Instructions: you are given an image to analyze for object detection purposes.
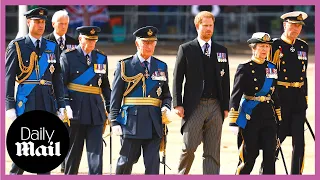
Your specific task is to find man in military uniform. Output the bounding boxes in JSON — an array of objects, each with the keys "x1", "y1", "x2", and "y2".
[
  {"x1": 269, "y1": 11, "x2": 309, "y2": 174},
  {"x1": 60, "y1": 26, "x2": 111, "y2": 175},
  {"x1": 44, "y1": 9, "x2": 78, "y2": 173},
  {"x1": 109, "y1": 26, "x2": 172, "y2": 174},
  {"x1": 5, "y1": 7, "x2": 68, "y2": 175}
]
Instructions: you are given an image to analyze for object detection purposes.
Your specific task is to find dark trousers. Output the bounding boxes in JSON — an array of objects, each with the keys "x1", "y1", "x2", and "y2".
[
  {"x1": 236, "y1": 117, "x2": 277, "y2": 175},
  {"x1": 9, "y1": 163, "x2": 50, "y2": 175},
  {"x1": 64, "y1": 122, "x2": 103, "y2": 175},
  {"x1": 116, "y1": 137, "x2": 161, "y2": 174},
  {"x1": 277, "y1": 110, "x2": 306, "y2": 174}
]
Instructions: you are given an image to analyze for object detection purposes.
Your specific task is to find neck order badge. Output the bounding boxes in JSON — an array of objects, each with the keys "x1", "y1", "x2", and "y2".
[{"x1": 6, "y1": 110, "x2": 70, "y2": 173}]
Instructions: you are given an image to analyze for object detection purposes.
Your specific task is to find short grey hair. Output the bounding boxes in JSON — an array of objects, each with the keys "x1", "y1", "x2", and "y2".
[{"x1": 51, "y1": 10, "x2": 69, "y2": 23}]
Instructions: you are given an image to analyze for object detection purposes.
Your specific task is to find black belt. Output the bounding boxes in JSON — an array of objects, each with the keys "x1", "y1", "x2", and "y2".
[{"x1": 20, "y1": 79, "x2": 52, "y2": 85}]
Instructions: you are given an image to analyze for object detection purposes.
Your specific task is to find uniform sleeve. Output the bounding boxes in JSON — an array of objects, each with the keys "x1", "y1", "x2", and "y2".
[
  {"x1": 5, "y1": 41, "x2": 18, "y2": 110},
  {"x1": 172, "y1": 45, "x2": 186, "y2": 108},
  {"x1": 304, "y1": 45, "x2": 309, "y2": 106},
  {"x1": 272, "y1": 79, "x2": 281, "y2": 121},
  {"x1": 161, "y1": 63, "x2": 172, "y2": 109},
  {"x1": 228, "y1": 64, "x2": 245, "y2": 126},
  {"x1": 109, "y1": 62, "x2": 125, "y2": 126},
  {"x1": 222, "y1": 48, "x2": 231, "y2": 111},
  {"x1": 60, "y1": 52, "x2": 70, "y2": 106},
  {"x1": 102, "y1": 56, "x2": 111, "y2": 113}
]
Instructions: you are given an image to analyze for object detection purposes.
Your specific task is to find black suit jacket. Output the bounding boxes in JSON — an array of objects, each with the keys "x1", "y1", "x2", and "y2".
[
  {"x1": 44, "y1": 32, "x2": 78, "y2": 55},
  {"x1": 173, "y1": 38, "x2": 230, "y2": 133}
]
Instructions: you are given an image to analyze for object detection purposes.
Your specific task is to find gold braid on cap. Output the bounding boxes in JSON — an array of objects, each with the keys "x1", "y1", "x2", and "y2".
[
  {"x1": 14, "y1": 42, "x2": 39, "y2": 84},
  {"x1": 120, "y1": 60, "x2": 146, "y2": 97}
]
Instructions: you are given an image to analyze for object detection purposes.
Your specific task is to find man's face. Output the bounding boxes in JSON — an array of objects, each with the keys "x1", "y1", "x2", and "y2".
[
  {"x1": 283, "y1": 22, "x2": 303, "y2": 40},
  {"x1": 52, "y1": 16, "x2": 69, "y2": 36},
  {"x1": 135, "y1": 39, "x2": 157, "y2": 59},
  {"x1": 28, "y1": 19, "x2": 46, "y2": 37},
  {"x1": 79, "y1": 36, "x2": 97, "y2": 53},
  {"x1": 196, "y1": 17, "x2": 214, "y2": 40}
]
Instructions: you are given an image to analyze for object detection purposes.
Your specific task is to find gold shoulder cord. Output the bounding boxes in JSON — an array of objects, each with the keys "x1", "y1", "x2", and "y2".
[
  {"x1": 272, "y1": 49, "x2": 281, "y2": 70},
  {"x1": 120, "y1": 61, "x2": 146, "y2": 97},
  {"x1": 14, "y1": 42, "x2": 38, "y2": 83}
]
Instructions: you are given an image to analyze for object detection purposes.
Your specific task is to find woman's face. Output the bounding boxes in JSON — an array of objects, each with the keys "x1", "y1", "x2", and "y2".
[{"x1": 253, "y1": 43, "x2": 271, "y2": 59}]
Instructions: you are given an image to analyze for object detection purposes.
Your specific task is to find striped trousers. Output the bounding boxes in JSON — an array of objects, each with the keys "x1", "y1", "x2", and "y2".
[{"x1": 178, "y1": 99, "x2": 223, "y2": 174}]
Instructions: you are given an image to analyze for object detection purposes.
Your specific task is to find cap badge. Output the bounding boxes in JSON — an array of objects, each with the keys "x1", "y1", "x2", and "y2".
[
  {"x1": 147, "y1": 29, "x2": 153, "y2": 36},
  {"x1": 262, "y1": 34, "x2": 270, "y2": 41},
  {"x1": 39, "y1": 10, "x2": 44, "y2": 15},
  {"x1": 297, "y1": 14, "x2": 303, "y2": 21},
  {"x1": 90, "y1": 28, "x2": 95, "y2": 35}
]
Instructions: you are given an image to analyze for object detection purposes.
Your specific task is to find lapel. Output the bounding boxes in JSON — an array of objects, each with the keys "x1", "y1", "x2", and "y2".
[
  {"x1": 76, "y1": 45, "x2": 87, "y2": 66},
  {"x1": 149, "y1": 57, "x2": 158, "y2": 77},
  {"x1": 91, "y1": 50, "x2": 97, "y2": 65},
  {"x1": 39, "y1": 37, "x2": 47, "y2": 55},
  {"x1": 25, "y1": 35, "x2": 36, "y2": 52},
  {"x1": 191, "y1": 38, "x2": 204, "y2": 79},
  {"x1": 132, "y1": 54, "x2": 145, "y2": 74},
  {"x1": 50, "y1": 33, "x2": 58, "y2": 44}
]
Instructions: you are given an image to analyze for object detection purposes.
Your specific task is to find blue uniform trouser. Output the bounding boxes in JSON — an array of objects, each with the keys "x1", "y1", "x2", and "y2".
[
  {"x1": 115, "y1": 137, "x2": 161, "y2": 174},
  {"x1": 64, "y1": 122, "x2": 103, "y2": 175}
]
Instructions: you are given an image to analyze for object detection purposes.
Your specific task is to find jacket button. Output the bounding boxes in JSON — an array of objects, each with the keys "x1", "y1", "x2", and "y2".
[
  {"x1": 254, "y1": 78, "x2": 257, "y2": 81},
  {"x1": 282, "y1": 61, "x2": 285, "y2": 64},
  {"x1": 285, "y1": 77, "x2": 288, "y2": 80},
  {"x1": 252, "y1": 70, "x2": 255, "y2": 73},
  {"x1": 300, "y1": 77, "x2": 303, "y2": 80},
  {"x1": 90, "y1": 84, "x2": 92, "y2": 86},
  {"x1": 302, "y1": 61, "x2": 305, "y2": 64},
  {"x1": 283, "y1": 69, "x2": 286, "y2": 72},
  {"x1": 255, "y1": 87, "x2": 258, "y2": 90}
]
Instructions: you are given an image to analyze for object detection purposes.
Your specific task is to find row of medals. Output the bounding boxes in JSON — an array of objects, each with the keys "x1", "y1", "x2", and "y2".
[{"x1": 144, "y1": 68, "x2": 162, "y2": 97}]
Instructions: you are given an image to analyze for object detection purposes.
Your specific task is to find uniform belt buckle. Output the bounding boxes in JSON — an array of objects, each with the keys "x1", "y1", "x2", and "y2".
[
  {"x1": 292, "y1": 82, "x2": 300, "y2": 87},
  {"x1": 259, "y1": 96, "x2": 266, "y2": 102},
  {"x1": 39, "y1": 79, "x2": 46, "y2": 85}
]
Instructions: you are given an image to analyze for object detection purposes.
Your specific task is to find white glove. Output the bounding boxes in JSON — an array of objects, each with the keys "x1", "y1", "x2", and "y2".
[
  {"x1": 112, "y1": 125, "x2": 123, "y2": 136},
  {"x1": 57, "y1": 108, "x2": 65, "y2": 120},
  {"x1": 161, "y1": 106, "x2": 170, "y2": 114},
  {"x1": 6, "y1": 108, "x2": 17, "y2": 121},
  {"x1": 66, "y1": 105, "x2": 73, "y2": 119},
  {"x1": 229, "y1": 126, "x2": 239, "y2": 135}
]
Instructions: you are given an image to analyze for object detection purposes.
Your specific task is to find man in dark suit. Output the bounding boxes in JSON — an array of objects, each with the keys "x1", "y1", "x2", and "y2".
[
  {"x1": 173, "y1": 11, "x2": 230, "y2": 174},
  {"x1": 60, "y1": 26, "x2": 111, "y2": 175},
  {"x1": 109, "y1": 26, "x2": 172, "y2": 174},
  {"x1": 44, "y1": 9, "x2": 78, "y2": 173},
  {"x1": 5, "y1": 7, "x2": 68, "y2": 175},
  {"x1": 44, "y1": 9, "x2": 78, "y2": 54}
]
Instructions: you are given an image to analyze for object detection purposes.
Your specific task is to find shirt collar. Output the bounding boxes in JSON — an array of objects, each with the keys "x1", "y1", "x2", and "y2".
[
  {"x1": 197, "y1": 37, "x2": 212, "y2": 48},
  {"x1": 28, "y1": 34, "x2": 42, "y2": 46},
  {"x1": 137, "y1": 53, "x2": 151, "y2": 64},
  {"x1": 53, "y1": 30, "x2": 66, "y2": 43},
  {"x1": 81, "y1": 49, "x2": 92, "y2": 57},
  {"x1": 281, "y1": 34, "x2": 296, "y2": 45}
]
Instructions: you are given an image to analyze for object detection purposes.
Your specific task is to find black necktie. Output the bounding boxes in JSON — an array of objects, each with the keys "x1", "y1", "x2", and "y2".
[
  {"x1": 36, "y1": 39, "x2": 40, "y2": 55},
  {"x1": 59, "y1": 37, "x2": 64, "y2": 50},
  {"x1": 143, "y1": 61, "x2": 149, "y2": 72},
  {"x1": 86, "y1": 54, "x2": 91, "y2": 66},
  {"x1": 204, "y1": 42, "x2": 210, "y2": 57}
]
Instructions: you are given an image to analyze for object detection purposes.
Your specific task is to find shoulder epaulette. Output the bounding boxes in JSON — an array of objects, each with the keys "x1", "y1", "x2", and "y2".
[
  {"x1": 242, "y1": 59, "x2": 252, "y2": 65},
  {"x1": 96, "y1": 49, "x2": 106, "y2": 55},
  {"x1": 118, "y1": 56, "x2": 133, "y2": 62},
  {"x1": 297, "y1": 38, "x2": 308, "y2": 45},
  {"x1": 65, "y1": 48, "x2": 76, "y2": 53},
  {"x1": 12, "y1": 36, "x2": 25, "y2": 43}
]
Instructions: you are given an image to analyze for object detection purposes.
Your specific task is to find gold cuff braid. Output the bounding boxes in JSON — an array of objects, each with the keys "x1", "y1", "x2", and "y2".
[
  {"x1": 275, "y1": 108, "x2": 282, "y2": 121},
  {"x1": 228, "y1": 107, "x2": 239, "y2": 123}
]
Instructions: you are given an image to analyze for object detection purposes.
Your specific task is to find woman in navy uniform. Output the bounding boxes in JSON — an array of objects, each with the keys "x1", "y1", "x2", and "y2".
[
  {"x1": 109, "y1": 26, "x2": 172, "y2": 174},
  {"x1": 227, "y1": 32, "x2": 282, "y2": 174},
  {"x1": 60, "y1": 26, "x2": 111, "y2": 175},
  {"x1": 5, "y1": 7, "x2": 68, "y2": 175}
]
